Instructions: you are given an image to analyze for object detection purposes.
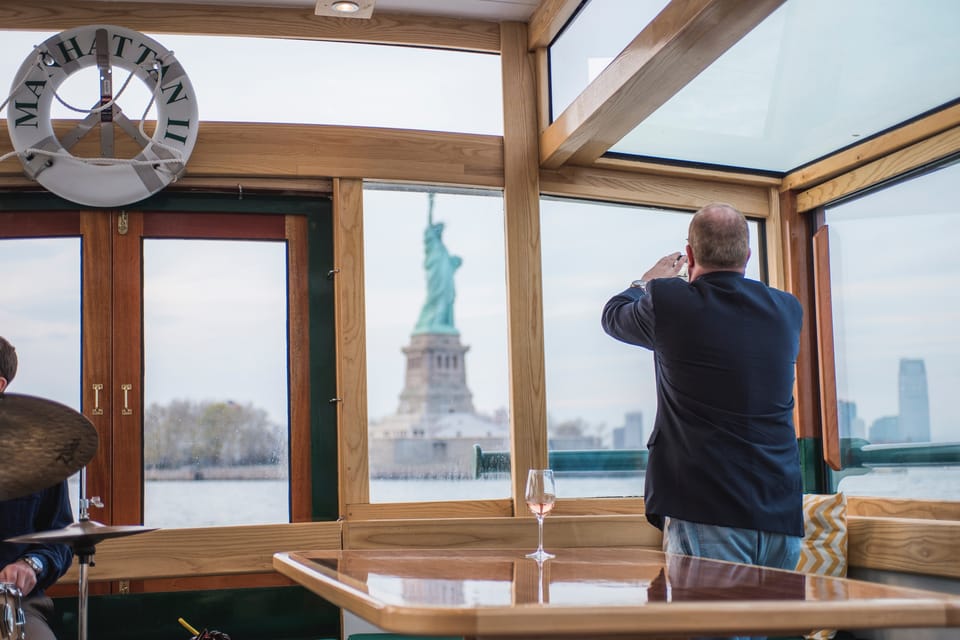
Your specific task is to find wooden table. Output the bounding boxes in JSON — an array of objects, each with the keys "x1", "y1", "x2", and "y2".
[{"x1": 274, "y1": 547, "x2": 960, "y2": 639}]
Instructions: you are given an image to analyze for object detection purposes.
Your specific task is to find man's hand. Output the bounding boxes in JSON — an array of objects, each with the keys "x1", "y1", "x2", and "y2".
[
  {"x1": 0, "y1": 560, "x2": 38, "y2": 595},
  {"x1": 642, "y1": 252, "x2": 687, "y2": 281}
]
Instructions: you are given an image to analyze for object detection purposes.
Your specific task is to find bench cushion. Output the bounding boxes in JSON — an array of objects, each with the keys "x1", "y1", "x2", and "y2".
[{"x1": 796, "y1": 492, "x2": 848, "y2": 640}]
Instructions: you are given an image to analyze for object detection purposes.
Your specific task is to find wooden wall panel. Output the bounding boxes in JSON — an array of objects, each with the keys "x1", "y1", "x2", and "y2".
[
  {"x1": 58, "y1": 522, "x2": 342, "y2": 583},
  {"x1": 848, "y1": 497, "x2": 960, "y2": 521},
  {"x1": 848, "y1": 516, "x2": 960, "y2": 579},
  {"x1": 287, "y1": 215, "x2": 313, "y2": 522},
  {"x1": 344, "y1": 515, "x2": 662, "y2": 550}
]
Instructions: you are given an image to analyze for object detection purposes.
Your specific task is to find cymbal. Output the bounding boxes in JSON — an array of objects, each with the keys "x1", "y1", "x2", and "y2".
[
  {"x1": 0, "y1": 393, "x2": 99, "y2": 500},
  {"x1": 5, "y1": 520, "x2": 156, "y2": 546}
]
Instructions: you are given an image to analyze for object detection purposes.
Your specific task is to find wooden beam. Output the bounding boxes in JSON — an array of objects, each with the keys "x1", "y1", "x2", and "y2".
[
  {"x1": 0, "y1": 1, "x2": 500, "y2": 52},
  {"x1": 59, "y1": 522, "x2": 341, "y2": 583},
  {"x1": 500, "y1": 22, "x2": 548, "y2": 507},
  {"x1": 527, "y1": 0, "x2": 582, "y2": 49},
  {"x1": 796, "y1": 125, "x2": 960, "y2": 212},
  {"x1": 0, "y1": 122, "x2": 505, "y2": 188},
  {"x1": 539, "y1": 164, "x2": 770, "y2": 216},
  {"x1": 782, "y1": 102, "x2": 960, "y2": 193},
  {"x1": 540, "y1": 0, "x2": 785, "y2": 169},
  {"x1": 812, "y1": 226, "x2": 841, "y2": 471},
  {"x1": 333, "y1": 178, "x2": 370, "y2": 512}
]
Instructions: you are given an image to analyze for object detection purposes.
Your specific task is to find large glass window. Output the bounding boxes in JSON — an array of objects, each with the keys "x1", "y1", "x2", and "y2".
[
  {"x1": 549, "y1": 0, "x2": 670, "y2": 119},
  {"x1": 0, "y1": 31, "x2": 503, "y2": 135},
  {"x1": 0, "y1": 236, "x2": 82, "y2": 506},
  {"x1": 143, "y1": 239, "x2": 290, "y2": 527},
  {"x1": 540, "y1": 198, "x2": 762, "y2": 498},
  {"x1": 825, "y1": 160, "x2": 960, "y2": 500},
  {"x1": 608, "y1": 0, "x2": 960, "y2": 172},
  {"x1": 363, "y1": 187, "x2": 510, "y2": 502}
]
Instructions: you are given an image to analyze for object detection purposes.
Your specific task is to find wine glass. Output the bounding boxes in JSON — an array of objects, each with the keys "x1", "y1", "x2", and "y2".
[{"x1": 524, "y1": 468, "x2": 556, "y2": 561}]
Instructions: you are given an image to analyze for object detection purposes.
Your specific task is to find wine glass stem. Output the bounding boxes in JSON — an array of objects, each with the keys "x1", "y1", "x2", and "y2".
[{"x1": 536, "y1": 514, "x2": 544, "y2": 553}]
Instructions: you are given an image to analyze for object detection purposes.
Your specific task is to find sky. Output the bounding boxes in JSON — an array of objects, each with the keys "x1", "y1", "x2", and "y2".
[{"x1": 1, "y1": 26, "x2": 958, "y2": 447}]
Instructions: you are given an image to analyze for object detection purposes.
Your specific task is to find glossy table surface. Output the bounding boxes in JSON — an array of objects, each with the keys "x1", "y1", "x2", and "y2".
[{"x1": 274, "y1": 547, "x2": 960, "y2": 639}]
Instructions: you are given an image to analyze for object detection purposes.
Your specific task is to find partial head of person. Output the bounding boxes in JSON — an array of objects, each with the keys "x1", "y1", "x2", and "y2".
[
  {"x1": 0, "y1": 336, "x2": 17, "y2": 393},
  {"x1": 685, "y1": 202, "x2": 751, "y2": 281}
]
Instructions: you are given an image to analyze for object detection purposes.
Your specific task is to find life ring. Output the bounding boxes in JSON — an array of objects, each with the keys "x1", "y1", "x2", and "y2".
[{"x1": 6, "y1": 25, "x2": 198, "y2": 207}]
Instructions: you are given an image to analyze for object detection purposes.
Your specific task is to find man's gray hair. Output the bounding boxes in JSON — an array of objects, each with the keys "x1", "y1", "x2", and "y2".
[{"x1": 688, "y1": 203, "x2": 749, "y2": 269}]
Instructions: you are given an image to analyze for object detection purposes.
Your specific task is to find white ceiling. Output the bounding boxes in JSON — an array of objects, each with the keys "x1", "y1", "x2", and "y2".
[{"x1": 86, "y1": 0, "x2": 542, "y2": 21}]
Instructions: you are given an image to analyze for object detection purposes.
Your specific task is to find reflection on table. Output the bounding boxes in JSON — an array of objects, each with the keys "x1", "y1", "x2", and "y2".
[{"x1": 274, "y1": 547, "x2": 959, "y2": 639}]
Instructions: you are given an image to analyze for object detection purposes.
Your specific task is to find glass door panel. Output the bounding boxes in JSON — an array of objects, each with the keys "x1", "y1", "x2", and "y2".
[{"x1": 142, "y1": 238, "x2": 290, "y2": 527}]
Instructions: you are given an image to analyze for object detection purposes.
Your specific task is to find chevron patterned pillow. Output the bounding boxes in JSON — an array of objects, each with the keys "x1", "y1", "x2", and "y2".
[{"x1": 796, "y1": 492, "x2": 848, "y2": 640}]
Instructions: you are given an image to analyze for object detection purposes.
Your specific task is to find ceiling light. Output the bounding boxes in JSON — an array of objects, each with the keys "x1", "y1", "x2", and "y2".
[{"x1": 315, "y1": 0, "x2": 375, "y2": 18}]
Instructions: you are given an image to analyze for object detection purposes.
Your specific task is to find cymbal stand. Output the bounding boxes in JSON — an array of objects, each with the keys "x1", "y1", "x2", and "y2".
[{"x1": 75, "y1": 467, "x2": 102, "y2": 640}]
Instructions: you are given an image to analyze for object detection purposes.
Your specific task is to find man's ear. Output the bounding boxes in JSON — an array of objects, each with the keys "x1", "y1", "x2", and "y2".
[
  {"x1": 685, "y1": 245, "x2": 695, "y2": 268},
  {"x1": 0, "y1": 377, "x2": 7, "y2": 393}
]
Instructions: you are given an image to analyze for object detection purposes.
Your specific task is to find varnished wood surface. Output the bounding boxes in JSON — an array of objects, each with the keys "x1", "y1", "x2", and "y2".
[
  {"x1": 343, "y1": 515, "x2": 662, "y2": 550},
  {"x1": 848, "y1": 497, "x2": 960, "y2": 521},
  {"x1": 812, "y1": 226, "x2": 841, "y2": 470},
  {"x1": 0, "y1": 1, "x2": 501, "y2": 52},
  {"x1": 58, "y1": 521, "x2": 341, "y2": 583},
  {"x1": 275, "y1": 547, "x2": 959, "y2": 638},
  {"x1": 848, "y1": 516, "x2": 960, "y2": 579}
]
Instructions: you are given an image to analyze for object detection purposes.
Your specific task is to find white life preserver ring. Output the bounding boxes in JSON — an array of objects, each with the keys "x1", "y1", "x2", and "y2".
[{"x1": 6, "y1": 25, "x2": 198, "y2": 207}]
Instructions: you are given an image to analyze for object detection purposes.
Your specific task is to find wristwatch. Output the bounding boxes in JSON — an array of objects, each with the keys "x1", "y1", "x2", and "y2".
[
  {"x1": 20, "y1": 554, "x2": 44, "y2": 577},
  {"x1": 630, "y1": 279, "x2": 648, "y2": 292}
]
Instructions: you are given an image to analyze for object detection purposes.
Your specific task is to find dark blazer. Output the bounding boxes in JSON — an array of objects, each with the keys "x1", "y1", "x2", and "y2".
[{"x1": 602, "y1": 271, "x2": 803, "y2": 537}]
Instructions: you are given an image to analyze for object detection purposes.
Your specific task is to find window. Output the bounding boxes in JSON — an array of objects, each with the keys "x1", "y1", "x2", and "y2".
[
  {"x1": 824, "y1": 160, "x2": 960, "y2": 499},
  {"x1": 363, "y1": 187, "x2": 510, "y2": 502},
  {"x1": 0, "y1": 31, "x2": 503, "y2": 135},
  {"x1": 540, "y1": 197, "x2": 762, "y2": 498}
]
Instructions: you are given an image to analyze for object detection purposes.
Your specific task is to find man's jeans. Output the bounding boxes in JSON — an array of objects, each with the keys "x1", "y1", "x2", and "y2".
[
  {"x1": 663, "y1": 516, "x2": 801, "y2": 569},
  {"x1": 662, "y1": 517, "x2": 802, "y2": 640}
]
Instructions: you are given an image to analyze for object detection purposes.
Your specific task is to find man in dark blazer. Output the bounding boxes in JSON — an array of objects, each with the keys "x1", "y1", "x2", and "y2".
[{"x1": 601, "y1": 203, "x2": 803, "y2": 569}]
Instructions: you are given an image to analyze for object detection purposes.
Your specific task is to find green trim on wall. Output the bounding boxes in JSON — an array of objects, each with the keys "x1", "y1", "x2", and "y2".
[
  {"x1": 797, "y1": 436, "x2": 827, "y2": 494},
  {"x1": 54, "y1": 586, "x2": 338, "y2": 640},
  {"x1": 307, "y1": 205, "x2": 339, "y2": 521}
]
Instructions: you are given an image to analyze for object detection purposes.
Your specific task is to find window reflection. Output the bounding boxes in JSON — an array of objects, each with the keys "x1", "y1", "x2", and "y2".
[
  {"x1": 540, "y1": 198, "x2": 762, "y2": 498},
  {"x1": 363, "y1": 187, "x2": 509, "y2": 502},
  {"x1": 826, "y1": 160, "x2": 960, "y2": 499},
  {"x1": 142, "y1": 239, "x2": 289, "y2": 526}
]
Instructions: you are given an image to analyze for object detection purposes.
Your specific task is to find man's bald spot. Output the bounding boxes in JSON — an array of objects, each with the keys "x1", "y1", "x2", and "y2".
[{"x1": 689, "y1": 203, "x2": 749, "y2": 270}]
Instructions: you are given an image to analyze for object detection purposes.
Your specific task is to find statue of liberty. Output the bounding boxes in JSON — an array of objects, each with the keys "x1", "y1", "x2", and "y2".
[{"x1": 413, "y1": 193, "x2": 462, "y2": 335}]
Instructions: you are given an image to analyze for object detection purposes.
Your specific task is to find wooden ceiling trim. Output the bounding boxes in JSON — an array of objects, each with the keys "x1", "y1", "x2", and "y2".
[
  {"x1": 527, "y1": 0, "x2": 582, "y2": 50},
  {"x1": 782, "y1": 102, "x2": 960, "y2": 193},
  {"x1": 539, "y1": 165, "x2": 770, "y2": 218},
  {"x1": 796, "y1": 125, "x2": 960, "y2": 212},
  {"x1": 593, "y1": 157, "x2": 782, "y2": 188},
  {"x1": 539, "y1": 0, "x2": 785, "y2": 170},
  {"x1": 0, "y1": 1, "x2": 501, "y2": 53}
]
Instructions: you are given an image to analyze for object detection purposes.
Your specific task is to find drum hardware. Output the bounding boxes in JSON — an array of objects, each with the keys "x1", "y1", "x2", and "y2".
[
  {"x1": 0, "y1": 393, "x2": 98, "y2": 501},
  {"x1": 5, "y1": 466, "x2": 156, "y2": 640},
  {"x1": 0, "y1": 392, "x2": 155, "y2": 640},
  {"x1": 0, "y1": 583, "x2": 24, "y2": 640}
]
